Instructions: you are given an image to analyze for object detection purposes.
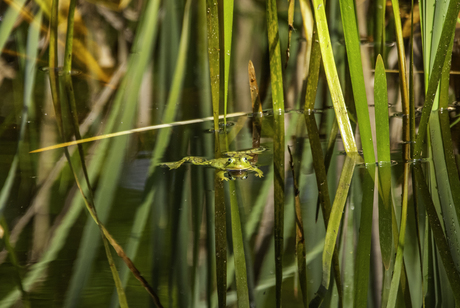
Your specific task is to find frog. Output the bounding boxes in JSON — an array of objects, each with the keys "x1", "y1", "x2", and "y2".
[{"x1": 162, "y1": 147, "x2": 267, "y2": 181}]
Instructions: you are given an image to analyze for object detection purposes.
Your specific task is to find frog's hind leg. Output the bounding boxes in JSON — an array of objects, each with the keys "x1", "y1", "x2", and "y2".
[{"x1": 163, "y1": 157, "x2": 210, "y2": 169}]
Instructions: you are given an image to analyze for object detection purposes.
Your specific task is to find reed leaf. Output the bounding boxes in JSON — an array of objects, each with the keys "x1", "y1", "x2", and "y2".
[
  {"x1": 413, "y1": 163, "x2": 460, "y2": 303},
  {"x1": 414, "y1": 0, "x2": 460, "y2": 159},
  {"x1": 310, "y1": 0, "x2": 357, "y2": 154},
  {"x1": 389, "y1": 0, "x2": 410, "y2": 160},
  {"x1": 386, "y1": 163, "x2": 410, "y2": 308},
  {"x1": 374, "y1": 55, "x2": 393, "y2": 270},
  {"x1": 265, "y1": 1, "x2": 286, "y2": 306},
  {"x1": 322, "y1": 152, "x2": 359, "y2": 288},
  {"x1": 338, "y1": 0, "x2": 375, "y2": 164},
  {"x1": 353, "y1": 165, "x2": 375, "y2": 308}
]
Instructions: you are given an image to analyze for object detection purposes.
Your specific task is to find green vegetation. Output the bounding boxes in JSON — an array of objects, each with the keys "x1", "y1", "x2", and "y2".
[{"x1": 1, "y1": 0, "x2": 460, "y2": 307}]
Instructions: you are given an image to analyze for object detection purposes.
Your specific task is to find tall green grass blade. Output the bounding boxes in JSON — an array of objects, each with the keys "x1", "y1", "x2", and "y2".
[
  {"x1": 223, "y1": 0, "x2": 234, "y2": 122},
  {"x1": 0, "y1": 0, "x2": 27, "y2": 53},
  {"x1": 374, "y1": 55, "x2": 391, "y2": 164},
  {"x1": 207, "y1": 0, "x2": 221, "y2": 133},
  {"x1": 64, "y1": 0, "x2": 162, "y2": 305},
  {"x1": 413, "y1": 163, "x2": 460, "y2": 303},
  {"x1": 206, "y1": 1, "x2": 227, "y2": 307},
  {"x1": 353, "y1": 165, "x2": 375, "y2": 308},
  {"x1": 414, "y1": 0, "x2": 460, "y2": 159},
  {"x1": 310, "y1": 0, "x2": 357, "y2": 154},
  {"x1": 322, "y1": 153, "x2": 359, "y2": 288},
  {"x1": 0, "y1": 9, "x2": 41, "y2": 215},
  {"x1": 300, "y1": 0, "x2": 321, "y2": 111},
  {"x1": 304, "y1": 112, "x2": 343, "y2": 304},
  {"x1": 229, "y1": 183, "x2": 250, "y2": 308},
  {"x1": 374, "y1": 0, "x2": 385, "y2": 61},
  {"x1": 338, "y1": 0, "x2": 375, "y2": 164},
  {"x1": 386, "y1": 164, "x2": 410, "y2": 308},
  {"x1": 109, "y1": 1, "x2": 191, "y2": 306},
  {"x1": 374, "y1": 55, "x2": 392, "y2": 269},
  {"x1": 266, "y1": 1, "x2": 286, "y2": 306},
  {"x1": 390, "y1": 0, "x2": 410, "y2": 160}
]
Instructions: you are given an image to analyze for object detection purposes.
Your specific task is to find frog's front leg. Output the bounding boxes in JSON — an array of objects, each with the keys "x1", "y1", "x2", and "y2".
[
  {"x1": 216, "y1": 170, "x2": 230, "y2": 181},
  {"x1": 163, "y1": 156, "x2": 210, "y2": 170},
  {"x1": 248, "y1": 166, "x2": 264, "y2": 178}
]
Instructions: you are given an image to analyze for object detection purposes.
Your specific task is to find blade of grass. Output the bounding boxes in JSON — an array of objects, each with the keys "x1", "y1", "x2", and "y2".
[
  {"x1": 223, "y1": 0, "x2": 234, "y2": 123},
  {"x1": 0, "y1": 0, "x2": 27, "y2": 53},
  {"x1": 338, "y1": 0, "x2": 375, "y2": 164},
  {"x1": 109, "y1": 1, "x2": 192, "y2": 306},
  {"x1": 63, "y1": 0, "x2": 162, "y2": 305},
  {"x1": 413, "y1": 0, "x2": 460, "y2": 159},
  {"x1": 413, "y1": 163, "x2": 460, "y2": 303},
  {"x1": 304, "y1": 112, "x2": 343, "y2": 305},
  {"x1": 374, "y1": 55, "x2": 393, "y2": 270},
  {"x1": 310, "y1": 0, "x2": 357, "y2": 154},
  {"x1": 322, "y1": 152, "x2": 359, "y2": 288},
  {"x1": 389, "y1": 0, "x2": 410, "y2": 160},
  {"x1": 206, "y1": 1, "x2": 227, "y2": 306},
  {"x1": 353, "y1": 165, "x2": 375, "y2": 308},
  {"x1": 386, "y1": 163, "x2": 410, "y2": 308},
  {"x1": 266, "y1": 1, "x2": 286, "y2": 306}
]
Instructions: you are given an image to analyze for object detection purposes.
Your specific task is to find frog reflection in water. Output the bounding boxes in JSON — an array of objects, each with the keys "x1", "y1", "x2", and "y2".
[{"x1": 163, "y1": 147, "x2": 266, "y2": 181}]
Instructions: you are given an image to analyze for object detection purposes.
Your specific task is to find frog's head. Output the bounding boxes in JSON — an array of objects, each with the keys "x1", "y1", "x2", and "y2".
[
  {"x1": 227, "y1": 170, "x2": 249, "y2": 180},
  {"x1": 224, "y1": 155, "x2": 253, "y2": 171}
]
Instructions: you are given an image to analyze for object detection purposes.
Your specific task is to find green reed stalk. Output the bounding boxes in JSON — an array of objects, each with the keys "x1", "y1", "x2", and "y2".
[
  {"x1": 414, "y1": 0, "x2": 460, "y2": 159},
  {"x1": 353, "y1": 165, "x2": 375, "y2": 308},
  {"x1": 206, "y1": 1, "x2": 227, "y2": 307},
  {"x1": 310, "y1": 0, "x2": 357, "y2": 155},
  {"x1": 266, "y1": 1, "x2": 286, "y2": 306},
  {"x1": 374, "y1": 55, "x2": 393, "y2": 270},
  {"x1": 390, "y1": 0, "x2": 410, "y2": 160},
  {"x1": 338, "y1": 0, "x2": 375, "y2": 164},
  {"x1": 322, "y1": 153, "x2": 359, "y2": 289},
  {"x1": 413, "y1": 163, "x2": 460, "y2": 303}
]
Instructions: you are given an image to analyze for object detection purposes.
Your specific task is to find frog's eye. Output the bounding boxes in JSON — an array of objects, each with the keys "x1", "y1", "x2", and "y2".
[
  {"x1": 242, "y1": 157, "x2": 248, "y2": 162},
  {"x1": 227, "y1": 158, "x2": 234, "y2": 163}
]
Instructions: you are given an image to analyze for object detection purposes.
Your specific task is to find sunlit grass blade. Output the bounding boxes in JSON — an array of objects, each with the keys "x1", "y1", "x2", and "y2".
[
  {"x1": 223, "y1": 0, "x2": 234, "y2": 122},
  {"x1": 374, "y1": 0, "x2": 385, "y2": 60},
  {"x1": 374, "y1": 55, "x2": 392, "y2": 269},
  {"x1": 414, "y1": 0, "x2": 460, "y2": 159},
  {"x1": 266, "y1": 1, "x2": 286, "y2": 306},
  {"x1": 413, "y1": 163, "x2": 460, "y2": 303},
  {"x1": 353, "y1": 165, "x2": 375, "y2": 308},
  {"x1": 338, "y1": 0, "x2": 375, "y2": 164},
  {"x1": 29, "y1": 112, "x2": 249, "y2": 153},
  {"x1": 0, "y1": 0, "x2": 27, "y2": 53},
  {"x1": 322, "y1": 152, "x2": 359, "y2": 288},
  {"x1": 310, "y1": 0, "x2": 357, "y2": 154}
]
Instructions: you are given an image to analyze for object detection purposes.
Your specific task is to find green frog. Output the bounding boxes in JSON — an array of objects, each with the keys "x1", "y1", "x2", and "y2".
[{"x1": 162, "y1": 147, "x2": 266, "y2": 181}]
